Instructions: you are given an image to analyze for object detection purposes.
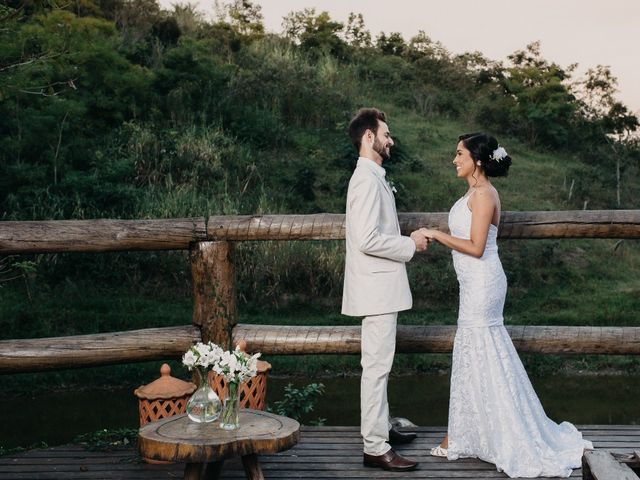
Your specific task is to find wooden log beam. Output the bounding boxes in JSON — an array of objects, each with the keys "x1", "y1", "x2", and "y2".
[
  {"x1": 0, "y1": 326, "x2": 201, "y2": 374},
  {"x1": 497, "y1": 210, "x2": 640, "y2": 239},
  {"x1": 0, "y1": 218, "x2": 207, "y2": 254},
  {"x1": 1, "y1": 324, "x2": 640, "y2": 374},
  {"x1": 234, "y1": 324, "x2": 640, "y2": 355},
  {"x1": 1, "y1": 210, "x2": 638, "y2": 253},
  {"x1": 206, "y1": 213, "x2": 347, "y2": 241},
  {"x1": 583, "y1": 450, "x2": 640, "y2": 480},
  {"x1": 190, "y1": 241, "x2": 237, "y2": 350},
  {"x1": 207, "y1": 210, "x2": 640, "y2": 240}
]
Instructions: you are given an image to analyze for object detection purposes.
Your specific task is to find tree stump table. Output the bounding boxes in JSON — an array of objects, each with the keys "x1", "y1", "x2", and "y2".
[{"x1": 138, "y1": 410, "x2": 300, "y2": 480}]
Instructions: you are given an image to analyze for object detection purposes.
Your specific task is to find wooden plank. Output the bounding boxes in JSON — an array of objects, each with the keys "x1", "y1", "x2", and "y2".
[
  {"x1": 592, "y1": 442, "x2": 640, "y2": 449},
  {"x1": 4, "y1": 424, "x2": 640, "y2": 480},
  {"x1": 0, "y1": 473, "x2": 184, "y2": 480},
  {"x1": 220, "y1": 471, "x2": 558, "y2": 478},
  {"x1": 255, "y1": 460, "x2": 497, "y2": 470},
  {"x1": 583, "y1": 436, "x2": 640, "y2": 442},
  {"x1": 578, "y1": 426, "x2": 640, "y2": 430},
  {"x1": 0, "y1": 464, "x2": 182, "y2": 472},
  {"x1": 288, "y1": 437, "x2": 582, "y2": 447},
  {"x1": 0, "y1": 449, "x2": 135, "y2": 459},
  {"x1": 0, "y1": 456, "x2": 139, "y2": 465},
  {"x1": 301, "y1": 426, "x2": 445, "y2": 432},
  {"x1": 235, "y1": 324, "x2": 640, "y2": 355},
  {"x1": 0, "y1": 326, "x2": 200, "y2": 373},
  {"x1": 581, "y1": 430, "x2": 640, "y2": 436},
  {"x1": 583, "y1": 450, "x2": 640, "y2": 480}
]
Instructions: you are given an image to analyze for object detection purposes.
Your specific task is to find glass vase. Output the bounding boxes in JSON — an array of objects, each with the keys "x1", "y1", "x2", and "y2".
[
  {"x1": 219, "y1": 381, "x2": 241, "y2": 430},
  {"x1": 186, "y1": 367, "x2": 221, "y2": 423}
]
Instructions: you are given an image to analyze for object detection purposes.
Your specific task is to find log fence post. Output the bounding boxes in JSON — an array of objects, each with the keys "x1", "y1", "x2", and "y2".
[{"x1": 190, "y1": 241, "x2": 237, "y2": 349}]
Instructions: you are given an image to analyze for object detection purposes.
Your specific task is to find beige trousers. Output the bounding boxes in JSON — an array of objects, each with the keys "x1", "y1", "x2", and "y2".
[{"x1": 360, "y1": 312, "x2": 397, "y2": 455}]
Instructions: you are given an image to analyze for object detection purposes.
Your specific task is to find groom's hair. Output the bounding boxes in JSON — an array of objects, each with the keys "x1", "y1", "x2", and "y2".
[{"x1": 349, "y1": 108, "x2": 387, "y2": 151}]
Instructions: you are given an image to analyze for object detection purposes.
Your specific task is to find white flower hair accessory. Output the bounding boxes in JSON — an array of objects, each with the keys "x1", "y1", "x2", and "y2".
[{"x1": 490, "y1": 146, "x2": 508, "y2": 163}]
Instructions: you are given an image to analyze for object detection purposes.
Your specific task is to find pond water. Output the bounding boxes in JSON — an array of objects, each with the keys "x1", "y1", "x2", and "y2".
[{"x1": 1, "y1": 374, "x2": 638, "y2": 449}]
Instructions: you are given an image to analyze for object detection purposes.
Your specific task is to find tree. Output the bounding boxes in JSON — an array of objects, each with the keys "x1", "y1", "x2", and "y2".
[
  {"x1": 282, "y1": 8, "x2": 346, "y2": 59},
  {"x1": 376, "y1": 32, "x2": 406, "y2": 57},
  {"x1": 407, "y1": 30, "x2": 448, "y2": 61},
  {"x1": 0, "y1": 8, "x2": 152, "y2": 219},
  {"x1": 343, "y1": 12, "x2": 371, "y2": 48},
  {"x1": 575, "y1": 65, "x2": 639, "y2": 205},
  {"x1": 152, "y1": 16, "x2": 180, "y2": 46},
  {"x1": 153, "y1": 40, "x2": 231, "y2": 125},
  {"x1": 502, "y1": 41, "x2": 577, "y2": 147},
  {"x1": 114, "y1": 0, "x2": 160, "y2": 46},
  {"x1": 226, "y1": 0, "x2": 263, "y2": 37},
  {"x1": 169, "y1": 3, "x2": 203, "y2": 39}
]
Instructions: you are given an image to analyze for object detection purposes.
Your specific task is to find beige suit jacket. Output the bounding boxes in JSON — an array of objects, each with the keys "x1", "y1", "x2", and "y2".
[{"x1": 341, "y1": 157, "x2": 416, "y2": 317}]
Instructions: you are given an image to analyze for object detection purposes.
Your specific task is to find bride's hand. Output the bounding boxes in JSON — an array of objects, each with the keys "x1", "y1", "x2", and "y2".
[{"x1": 420, "y1": 228, "x2": 439, "y2": 242}]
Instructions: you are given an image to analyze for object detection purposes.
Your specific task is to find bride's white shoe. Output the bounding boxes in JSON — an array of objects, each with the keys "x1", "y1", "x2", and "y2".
[{"x1": 430, "y1": 446, "x2": 448, "y2": 457}]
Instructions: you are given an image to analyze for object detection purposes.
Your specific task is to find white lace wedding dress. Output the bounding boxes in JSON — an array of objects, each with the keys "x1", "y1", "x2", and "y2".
[{"x1": 446, "y1": 192, "x2": 592, "y2": 478}]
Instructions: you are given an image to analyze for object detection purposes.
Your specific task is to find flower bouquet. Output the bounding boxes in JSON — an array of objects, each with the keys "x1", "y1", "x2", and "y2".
[
  {"x1": 182, "y1": 341, "x2": 261, "y2": 428},
  {"x1": 214, "y1": 345, "x2": 261, "y2": 430},
  {"x1": 182, "y1": 341, "x2": 224, "y2": 423}
]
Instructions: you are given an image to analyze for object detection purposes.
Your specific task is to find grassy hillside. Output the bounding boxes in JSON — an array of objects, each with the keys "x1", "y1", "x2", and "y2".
[{"x1": 2, "y1": 108, "x2": 638, "y2": 389}]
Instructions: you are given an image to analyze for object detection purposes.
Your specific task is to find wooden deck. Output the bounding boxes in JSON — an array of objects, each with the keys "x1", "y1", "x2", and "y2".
[{"x1": 1, "y1": 425, "x2": 639, "y2": 479}]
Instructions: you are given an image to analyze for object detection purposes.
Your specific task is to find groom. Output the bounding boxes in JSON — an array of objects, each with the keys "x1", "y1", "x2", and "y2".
[{"x1": 342, "y1": 108, "x2": 428, "y2": 472}]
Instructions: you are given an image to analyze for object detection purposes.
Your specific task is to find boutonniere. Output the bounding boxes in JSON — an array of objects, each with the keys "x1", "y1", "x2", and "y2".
[{"x1": 387, "y1": 179, "x2": 398, "y2": 193}]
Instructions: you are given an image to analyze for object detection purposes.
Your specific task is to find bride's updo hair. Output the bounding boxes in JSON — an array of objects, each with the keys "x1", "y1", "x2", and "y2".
[{"x1": 459, "y1": 133, "x2": 512, "y2": 177}]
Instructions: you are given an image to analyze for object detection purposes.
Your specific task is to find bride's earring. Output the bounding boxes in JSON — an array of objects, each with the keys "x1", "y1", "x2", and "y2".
[{"x1": 477, "y1": 161, "x2": 482, "y2": 166}]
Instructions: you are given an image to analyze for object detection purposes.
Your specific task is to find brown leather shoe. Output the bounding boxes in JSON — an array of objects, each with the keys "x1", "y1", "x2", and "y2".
[
  {"x1": 363, "y1": 448, "x2": 418, "y2": 471},
  {"x1": 389, "y1": 427, "x2": 417, "y2": 445}
]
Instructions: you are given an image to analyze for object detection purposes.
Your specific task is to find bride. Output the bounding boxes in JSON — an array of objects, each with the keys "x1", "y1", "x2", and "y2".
[{"x1": 421, "y1": 133, "x2": 592, "y2": 478}]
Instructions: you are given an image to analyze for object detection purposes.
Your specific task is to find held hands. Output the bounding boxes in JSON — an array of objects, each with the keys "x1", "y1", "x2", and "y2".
[
  {"x1": 410, "y1": 229, "x2": 430, "y2": 252},
  {"x1": 419, "y1": 228, "x2": 439, "y2": 242},
  {"x1": 411, "y1": 228, "x2": 441, "y2": 253}
]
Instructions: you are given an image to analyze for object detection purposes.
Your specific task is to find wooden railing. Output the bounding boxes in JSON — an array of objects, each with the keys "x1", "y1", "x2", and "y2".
[
  {"x1": 2, "y1": 210, "x2": 639, "y2": 254},
  {"x1": 1, "y1": 210, "x2": 639, "y2": 374}
]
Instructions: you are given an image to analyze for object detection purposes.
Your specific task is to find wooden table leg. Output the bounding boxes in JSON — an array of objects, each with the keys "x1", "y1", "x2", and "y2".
[
  {"x1": 184, "y1": 463, "x2": 203, "y2": 480},
  {"x1": 241, "y1": 453, "x2": 264, "y2": 480},
  {"x1": 203, "y1": 460, "x2": 224, "y2": 480}
]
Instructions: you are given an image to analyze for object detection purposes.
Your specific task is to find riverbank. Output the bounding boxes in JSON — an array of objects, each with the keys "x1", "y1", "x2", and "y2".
[
  {"x1": 2, "y1": 373, "x2": 640, "y2": 452},
  {"x1": 2, "y1": 349, "x2": 639, "y2": 399}
]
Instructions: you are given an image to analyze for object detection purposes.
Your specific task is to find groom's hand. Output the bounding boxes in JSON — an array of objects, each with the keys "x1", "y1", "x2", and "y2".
[{"x1": 410, "y1": 230, "x2": 429, "y2": 252}]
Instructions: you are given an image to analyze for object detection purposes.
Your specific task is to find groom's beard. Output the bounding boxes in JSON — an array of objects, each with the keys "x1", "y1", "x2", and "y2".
[{"x1": 373, "y1": 137, "x2": 391, "y2": 161}]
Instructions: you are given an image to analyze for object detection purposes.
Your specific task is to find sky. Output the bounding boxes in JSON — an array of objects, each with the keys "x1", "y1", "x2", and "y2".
[{"x1": 159, "y1": 0, "x2": 640, "y2": 114}]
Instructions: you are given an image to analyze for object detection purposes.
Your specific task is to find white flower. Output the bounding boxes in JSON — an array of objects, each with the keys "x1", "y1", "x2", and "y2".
[
  {"x1": 228, "y1": 355, "x2": 239, "y2": 373},
  {"x1": 182, "y1": 350, "x2": 197, "y2": 368},
  {"x1": 490, "y1": 146, "x2": 508, "y2": 162},
  {"x1": 195, "y1": 342, "x2": 211, "y2": 359},
  {"x1": 182, "y1": 341, "x2": 260, "y2": 382},
  {"x1": 183, "y1": 341, "x2": 221, "y2": 370},
  {"x1": 219, "y1": 350, "x2": 231, "y2": 366}
]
